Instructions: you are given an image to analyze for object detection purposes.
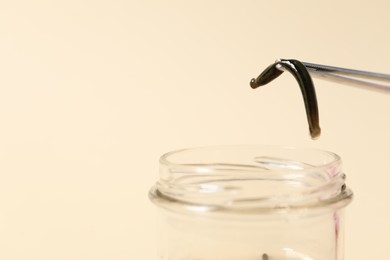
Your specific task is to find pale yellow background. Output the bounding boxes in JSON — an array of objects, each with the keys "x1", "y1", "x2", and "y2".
[{"x1": 0, "y1": 1, "x2": 389, "y2": 259}]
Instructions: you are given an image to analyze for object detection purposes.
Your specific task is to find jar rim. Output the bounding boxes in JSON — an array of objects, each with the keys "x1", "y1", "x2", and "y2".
[{"x1": 160, "y1": 145, "x2": 341, "y2": 170}]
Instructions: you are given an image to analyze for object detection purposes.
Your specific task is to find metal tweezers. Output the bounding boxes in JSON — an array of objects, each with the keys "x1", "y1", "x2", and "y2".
[{"x1": 250, "y1": 59, "x2": 390, "y2": 139}]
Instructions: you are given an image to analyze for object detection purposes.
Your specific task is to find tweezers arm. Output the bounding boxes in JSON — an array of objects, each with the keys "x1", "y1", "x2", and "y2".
[
  {"x1": 302, "y1": 62, "x2": 390, "y2": 82},
  {"x1": 307, "y1": 69, "x2": 390, "y2": 94}
]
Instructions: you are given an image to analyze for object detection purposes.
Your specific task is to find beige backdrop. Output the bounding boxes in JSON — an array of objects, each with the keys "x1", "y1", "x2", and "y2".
[{"x1": 1, "y1": 1, "x2": 389, "y2": 259}]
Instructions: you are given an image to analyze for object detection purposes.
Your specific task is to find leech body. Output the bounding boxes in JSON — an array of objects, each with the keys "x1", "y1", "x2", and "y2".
[{"x1": 250, "y1": 59, "x2": 321, "y2": 139}]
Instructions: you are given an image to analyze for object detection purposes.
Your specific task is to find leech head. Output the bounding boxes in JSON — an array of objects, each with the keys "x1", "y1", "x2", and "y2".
[
  {"x1": 250, "y1": 78, "x2": 257, "y2": 89},
  {"x1": 250, "y1": 59, "x2": 321, "y2": 139},
  {"x1": 250, "y1": 63, "x2": 285, "y2": 89}
]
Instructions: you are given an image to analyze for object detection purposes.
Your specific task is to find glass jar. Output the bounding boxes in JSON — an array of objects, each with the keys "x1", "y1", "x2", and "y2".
[{"x1": 149, "y1": 145, "x2": 353, "y2": 260}]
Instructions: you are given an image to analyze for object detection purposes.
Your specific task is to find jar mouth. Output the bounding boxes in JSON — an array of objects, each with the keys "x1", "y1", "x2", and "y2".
[{"x1": 150, "y1": 145, "x2": 353, "y2": 215}]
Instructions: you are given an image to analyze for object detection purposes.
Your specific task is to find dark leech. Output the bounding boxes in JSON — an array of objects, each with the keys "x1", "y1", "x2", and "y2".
[{"x1": 250, "y1": 59, "x2": 321, "y2": 139}]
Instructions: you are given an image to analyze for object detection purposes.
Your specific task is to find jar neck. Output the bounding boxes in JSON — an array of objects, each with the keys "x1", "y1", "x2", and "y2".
[{"x1": 150, "y1": 145, "x2": 353, "y2": 215}]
